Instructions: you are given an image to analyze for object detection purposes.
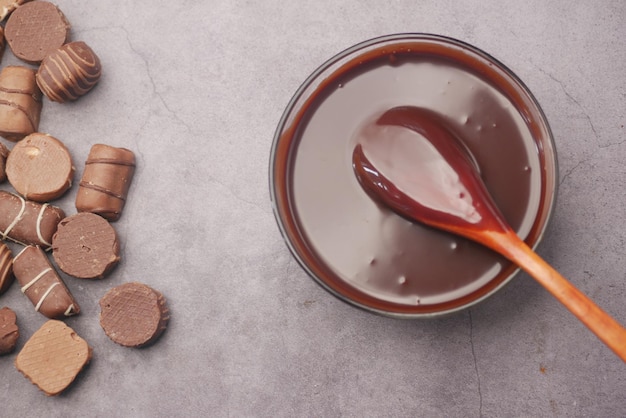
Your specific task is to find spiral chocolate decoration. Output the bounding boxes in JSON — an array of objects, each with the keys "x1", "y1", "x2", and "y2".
[{"x1": 36, "y1": 41, "x2": 102, "y2": 103}]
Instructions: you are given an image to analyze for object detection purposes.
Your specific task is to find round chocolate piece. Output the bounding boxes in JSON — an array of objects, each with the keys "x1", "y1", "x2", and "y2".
[
  {"x1": 52, "y1": 212, "x2": 120, "y2": 279},
  {"x1": 6, "y1": 132, "x2": 74, "y2": 202},
  {"x1": 5, "y1": 1, "x2": 70, "y2": 64},
  {"x1": 37, "y1": 41, "x2": 102, "y2": 103},
  {"x1": 0, "y1": 306, "x2": 19, "y2": 355},
  {"x1": 99, "y1": 282, "x2": 169, "y2": 348}
]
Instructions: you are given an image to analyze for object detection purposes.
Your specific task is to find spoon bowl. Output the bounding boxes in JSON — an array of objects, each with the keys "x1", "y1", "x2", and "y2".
[{"x1": 353, "y1": 105, "x2": 626, "y2": 362}]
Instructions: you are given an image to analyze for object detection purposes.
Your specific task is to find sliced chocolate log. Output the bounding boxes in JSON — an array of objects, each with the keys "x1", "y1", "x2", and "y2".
[
  {"x1": 76, "y1": 144, "x2": 136, "y2": 221},
  {"x1": 0, "y1": 242, "x2": 14, "y2": 295},
  {"x1": 0, "y1": 0, "x2": 32, "y2": 22},
  {"x1": 52, "y1": 213, "x2": 120, "y2": 279},
  {"x1": 99, "y1": 282, "x2": 169, "y2": 348},
  {"x1": 37, "y1": 41, "x2": 102, "y2": 103},
  {"x1": 0, "y1": 306, "x2": 19, "y2": 355},
  {"x1": 5, "y1": 1, "x2": 70, "y2": 64},
  {"x1": 14, "y1": 245, "x2": 80, "y2": 319},
  {"x1": 0, "y1": 66, "x2": 43, "y2": 141},
  {"x1": 0, "y1": 190, "x2": 65, "y2": 248},
  {"x1": 15, "y1": 320, "x2": 92, "y2": 396},
  {"x1": 6, "y1": 133, "x2": 74, "y2": 202}
]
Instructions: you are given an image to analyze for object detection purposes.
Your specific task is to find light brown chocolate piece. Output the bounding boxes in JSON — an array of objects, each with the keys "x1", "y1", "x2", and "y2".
[
  {"x1": 5, "y1": 1, "x2": 70, "y2": 64},
  {"x1": 15, "y1": 320, "x2": 91, "y2": 396},
  {"x1": 0, "y1": 242, "x2": 14, "y2": 295},
  {"x1": 52, "y1": 212, "x2": 120, "y2": 279},
  {"x1": 14, "y1": 245, "x2": 79, "y2": 319},
  {"x1": 0, "y1": 306, "x2": 18, "y2": 355},
  {"x1": 37, "y1": 41, "x2": 101, "y2": 103},
  {"x1": 76, "y1": 144, "x2": 136, "y2": 221},
  {"x1": 6, "y1": 132, "x2": 74, "y2": 202},
  {"x1": 0, "y1": 190, "x2": 65, "y2": 248},
  {"x1": 99, "y1": 282, "x2": 169, "y2": 348},
  {"x1": 0, "y1": 0, "x2": 32, "y2": 22},
  {"x1": 0, "y1": 66, "x2": 42, "y2": 141},
  {"x1": 0, "y1": 141, "x2": 9, "y2": 181}
]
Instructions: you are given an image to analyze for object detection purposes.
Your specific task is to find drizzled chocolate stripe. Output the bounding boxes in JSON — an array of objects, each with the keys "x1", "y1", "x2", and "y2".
[{"x1": 36, "y1": 41, "x2": 101, "y2": 103}]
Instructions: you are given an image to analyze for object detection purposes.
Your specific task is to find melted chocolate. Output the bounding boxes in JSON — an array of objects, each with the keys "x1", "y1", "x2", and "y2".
[{"x1": 272, "y1": 37, "x2": 556, "y2": 314}]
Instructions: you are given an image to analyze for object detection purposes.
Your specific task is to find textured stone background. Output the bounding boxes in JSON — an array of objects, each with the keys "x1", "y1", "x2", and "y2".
[{"x1": 0, "y1": 0, "x2": 624, "y2": 416}]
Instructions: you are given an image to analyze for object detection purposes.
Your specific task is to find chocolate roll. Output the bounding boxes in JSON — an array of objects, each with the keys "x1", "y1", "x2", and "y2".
[
  {"x1": 0, "y1": 242, "x2": 13, "y2": 295},
  {"x1": 5, "y1": 1, "x2": 70, "y2": 64},
  {"x1": 0, "y1": 190, "x2": 65, "y2": 248},
  {"x1": 15, "y1": 320, "x2": 91, "y2": 396},
  {"x1": 6, "y1": 132, "x2": 74, "y2": 202},
  {"x1": 13, "y1": 245, "x2": 80, "y2": 319},
  {"x1": 37, "y1": 41, "x2": 102, "y2": 103},
  {"x1": 0, "y1": 66, "x2": 42, "y2": 141},
  {"x1": 76, "y1": 144, "x2": 135, "y2": 221},
  {"x1": 0, "y1": 306, "x2": 19, "y2": 355}
]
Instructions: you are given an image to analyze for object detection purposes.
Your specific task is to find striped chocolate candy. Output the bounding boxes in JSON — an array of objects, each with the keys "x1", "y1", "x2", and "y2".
[{"x1": 36, "y1": 41, "x2": 101, "y2": 103}]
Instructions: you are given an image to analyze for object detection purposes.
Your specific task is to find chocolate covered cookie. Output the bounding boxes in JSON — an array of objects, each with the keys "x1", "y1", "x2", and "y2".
[
  {"x1": 14, "y1": 245, "x2": 80, "y2": 318},
  {"x1": 99, "y1": 282, "x2": 169, "y2": 348},
  {"x1": 0, "y1": 242, "x2": 14, "y2": 295},
  {"x1": 0, "y1": 306, "x2": 18, "y2": 355},
  {"x1": 6, "y1": 132, "x2": 74, "y2": 202},
  {"x1": 0, "y1": 190, "x2": 65, "y2": 248},
  {"x1": 5, "y1": 1, "x2": 70, "y2": 64},
  {"x1": 15, "y1": 320, "x2": 92, "y2": 396},
  {"x1": 76, "y1": 144, "x2": 136, "y2": 221},
  {"x1": 0, "y1": 65, "x2": 42, "y2": 141},
  {"x1": 37, "y1": 41, "x2": 101, "y2": 103},
  {"x1": 52, "y1": 212, "x2": 120, "y2": 279}
]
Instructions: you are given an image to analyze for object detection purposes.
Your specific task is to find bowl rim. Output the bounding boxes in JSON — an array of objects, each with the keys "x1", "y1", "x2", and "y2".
[{"x1": 269, "y1": 33, "x2": 559, "y2": 318}]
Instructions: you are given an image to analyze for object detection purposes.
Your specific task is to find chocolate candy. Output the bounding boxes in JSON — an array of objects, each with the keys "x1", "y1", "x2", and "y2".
[
  {"x1": 0, "y1": 306, "x2": 18, "y2": 355},
  {"x1": 76, "y1": 144, "x2": 136, "y2": 221},
  {"x1": 15, "y1": 320, "x2": 92, "y2": 396},
  {"x1": 0, "y1": 242, "x2": 13, "y2": 295},
  {"x1": 0, "y1": 66, "x2": 42, "y2": 141},
  {"x1": 0, "y1": 0, "x2": 31, "y2": 22},
  {"x1": 52, "y1": 212, "x2": 120, "y2": 279},
  {"x1": 14, "y1": 245, "x2": 80, "y2": 319},
  {"x1": 99, "y1": 282, "x2": 169, "y2": 348},
  {"x1": 0, "y1": 142, "x2": 9, "y2": 181},
  {"x1": 6, "y1": 132, "x2": 74, "y2": 202},
  {"x1": 37, "y1": 41, "x2": 102, "y2": 103},
  {"x1": 5, "y1": 1, "x2": 70, "y2": 64},
  {"x1": 0, "y1": 190, "x2": 65, "y2": 248}
]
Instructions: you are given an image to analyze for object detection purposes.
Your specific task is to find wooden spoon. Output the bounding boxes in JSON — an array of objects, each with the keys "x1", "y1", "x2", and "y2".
[{"x1": 352, "y1": 105, "x2": 626, "y2": 362}]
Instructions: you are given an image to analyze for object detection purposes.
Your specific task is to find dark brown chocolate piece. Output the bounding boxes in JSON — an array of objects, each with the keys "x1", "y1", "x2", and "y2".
[
  {"x1": 5, "y1": 1, "x2": 70, "y2": 64},
  {"x1": 37, "y1": 41, "x2": 101, "y2": 103},
  {"x1": 0, "y1": 242, "x2": 14, "y2": 295},
  {"x1": 0, "y1": 306, "x2": 18, "y2": 355},
  {"x1": 14, "y1": 245, "x2": 80, "y2": 319},
  {"x1": 15, "y1": 320, "x2": 91, "y2": 396},
  {"x1": 0, "y1": 190, "x2": 65, "y2": 248},
  {"x1": 99, "y1": 282, "x2": 169, "y2": 348},
  {"x1": 52, "y1": 212, "x2": 120, "y2": 279},
  {"x1": 0, "y1": 0, "x2": 32, "y2": 22},
  {"x1": 76, "y1": 144, "x2": 136, "y2": 221},
  {"x1": 6, "y1": 132, "x2": 74, "y2": 202},
  {"x1": 0, "y1": 66, "x2": 42, "y2": 141}
]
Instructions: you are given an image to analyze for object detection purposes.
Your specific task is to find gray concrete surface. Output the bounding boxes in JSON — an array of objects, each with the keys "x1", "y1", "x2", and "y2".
[{"x1": 0, "y1": 0, "x2": 625, "y2": 416}]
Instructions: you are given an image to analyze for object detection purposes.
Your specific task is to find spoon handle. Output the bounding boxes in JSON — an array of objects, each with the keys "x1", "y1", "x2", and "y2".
[{"x1": 485, "y1": 229, "x2": 626, "y2": 363}]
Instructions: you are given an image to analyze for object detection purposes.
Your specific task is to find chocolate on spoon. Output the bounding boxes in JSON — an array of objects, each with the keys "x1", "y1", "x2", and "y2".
[{"x1": 353, "y1": 105, "x2": 626, "y2": 362}]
